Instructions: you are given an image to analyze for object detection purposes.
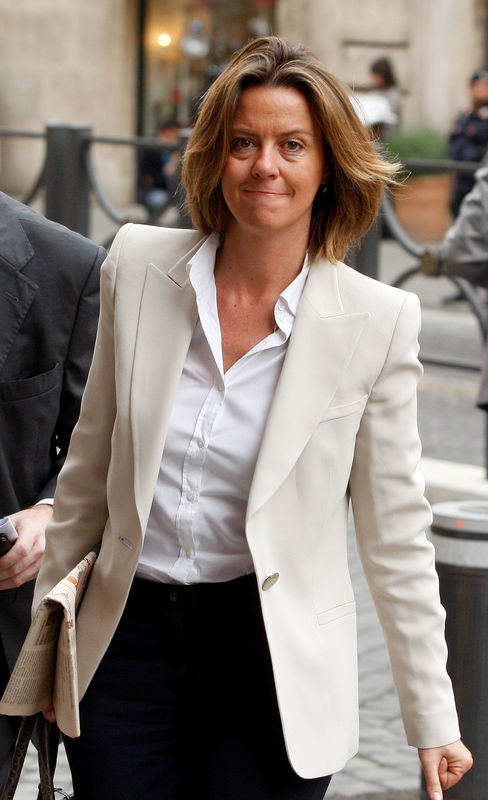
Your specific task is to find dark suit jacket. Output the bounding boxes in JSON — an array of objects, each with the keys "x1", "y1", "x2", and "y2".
[
  {"x1": 0, "y1": 193, "x2": 105, "y2": 514},
  {"x1": 0, "y1": 193, "x2": 103, "y2": 785}
]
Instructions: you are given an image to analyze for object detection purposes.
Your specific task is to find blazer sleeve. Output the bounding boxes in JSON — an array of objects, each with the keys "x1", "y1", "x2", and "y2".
[
  {"x1": 33, "y1": 230, "x2": 126, "y2": 608},
  {"x1": 349, "y1": 292, "x2": 461, "y2": 749},
  {"x1": 440, "y1": 165, "x2": 488, "y2": 287},
  {"x1": 35, "y1": 243, "x2": 106, "y2": 502}
]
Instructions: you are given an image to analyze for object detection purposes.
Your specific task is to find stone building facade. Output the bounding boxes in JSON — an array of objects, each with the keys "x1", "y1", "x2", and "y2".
[
  {"x1": 277, "y1": 0, "x2": 488, "y2": 130},
  {"x1": 0, "y1": 0, "x2": 487, "y2": 200},
  {"x1": 0, "y1": 0, "x2": 139, "y2": 200}
]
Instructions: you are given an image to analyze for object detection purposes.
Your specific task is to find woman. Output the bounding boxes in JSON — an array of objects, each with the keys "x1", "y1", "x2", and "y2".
[
  {"x1": 369, "y1": 56, "x2": 402, "y2": 137},
  {"x1": 34, "y1": 36, "x2": 472, "y2": 799}
]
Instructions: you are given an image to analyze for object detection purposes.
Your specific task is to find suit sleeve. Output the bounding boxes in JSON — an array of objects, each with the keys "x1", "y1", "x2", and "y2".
[
  {"x1": 349, "y1": 292, "x2": 460, "y2": 749},
  {"x1": 440, "y1": 165, "x2": 488, "y2": 287},
  {"x1": 35, "y1": 244, "x2": 105, "y2": 502}
]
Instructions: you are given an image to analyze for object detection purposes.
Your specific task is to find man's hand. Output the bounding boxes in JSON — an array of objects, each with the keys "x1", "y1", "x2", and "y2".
[
  {"x1": 419, "y1": 739, "x2": 473, "y2": 799},
  {"x1": 0, "y1": 505, "x2": 52, "y2": 589}
]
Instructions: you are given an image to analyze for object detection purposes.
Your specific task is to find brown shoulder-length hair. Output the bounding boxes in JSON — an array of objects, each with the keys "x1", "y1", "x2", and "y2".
[{"x1": 182, "y1": 36, "x2": 398, "y2": 263}]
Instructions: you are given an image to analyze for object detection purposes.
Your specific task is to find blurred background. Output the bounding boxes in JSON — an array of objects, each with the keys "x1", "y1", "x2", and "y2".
[{"x1": 1, "y1": 0, "x2": 487, "y2": 227}]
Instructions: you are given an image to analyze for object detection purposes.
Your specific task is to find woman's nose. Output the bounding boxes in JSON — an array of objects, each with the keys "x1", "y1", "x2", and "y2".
[{"x1": 251, "y1": 146, "x2": 279, "y2": 178}]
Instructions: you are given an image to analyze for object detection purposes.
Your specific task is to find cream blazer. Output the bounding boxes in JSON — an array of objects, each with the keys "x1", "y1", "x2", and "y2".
[{"x1": 34, "y1": 224, "x2": 460, "y2": 778}]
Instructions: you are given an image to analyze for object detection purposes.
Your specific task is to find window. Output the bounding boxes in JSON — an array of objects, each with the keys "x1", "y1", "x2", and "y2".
[{"x1": 141, "y1": 0, "x2": 276, "y2": 134}]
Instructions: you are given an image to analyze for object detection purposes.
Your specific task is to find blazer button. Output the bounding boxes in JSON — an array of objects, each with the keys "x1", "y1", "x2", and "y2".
[
  {"x1": 262, "y1": 573, "x2": 279, "y2": 591},
  {"x1": 118, "y1": 536, "x2": 135, "y2": 550}
]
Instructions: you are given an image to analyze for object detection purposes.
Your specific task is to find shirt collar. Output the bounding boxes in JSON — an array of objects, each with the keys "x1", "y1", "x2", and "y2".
[
  {"x1": 274, "y1": 256, "x2": 309, "y2": 338},
  {"x1": 187, "y1": 233, "x2": 220, "y2": 300},
  {"x1": 187, "y1": 234, "x2": 309, "y2": 341}
]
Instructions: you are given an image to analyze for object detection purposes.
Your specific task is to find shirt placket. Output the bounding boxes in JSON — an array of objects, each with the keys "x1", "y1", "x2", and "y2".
[{"x1": 170, "y1": 372, "x2": 226, "y2": 582}]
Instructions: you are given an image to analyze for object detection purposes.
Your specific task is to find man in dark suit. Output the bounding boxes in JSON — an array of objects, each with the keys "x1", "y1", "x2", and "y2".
[{"x1": 0, "y1": 192, "x2": 104, "y2": 787}]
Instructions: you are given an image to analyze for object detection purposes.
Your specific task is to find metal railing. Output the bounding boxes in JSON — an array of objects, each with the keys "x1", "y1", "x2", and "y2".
[
  {"x1": 1, "y1": 123, "x2": 485, "y2": 323},
  {"x1": 1, "y1": 124, "x2": 488, "y2": 467},
  {"x1": 0, "y1": 123, "x2": 191, "y2": 246},
  {"x1": 1, "y1": 123, "x2": 487, "y2": 358},
  {"x1": 1, "y1": 122, "x2": 486, "y2": 349},
  {"x1": 351, "y1": 157, "x2": 487, "y2": 359}
]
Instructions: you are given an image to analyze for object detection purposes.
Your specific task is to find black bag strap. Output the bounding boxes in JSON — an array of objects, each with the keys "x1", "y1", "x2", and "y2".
[
  {"x1": 0, "y1": 714, "x2": 67, "y2": 800},
  {"x1": 1, "y1": 716, "x2": 36, "y2": 799},
  {"x1": 36, "y1": 714, "x2": 59, "y2": 800}
]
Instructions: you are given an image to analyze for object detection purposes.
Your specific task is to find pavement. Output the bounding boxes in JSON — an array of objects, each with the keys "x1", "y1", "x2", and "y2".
[{"x1": 11, "y1": 231, "x2": 487, "y2": 799}]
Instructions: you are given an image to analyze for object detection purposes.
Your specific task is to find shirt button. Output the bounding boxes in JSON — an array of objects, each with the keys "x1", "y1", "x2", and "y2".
[
  {"x1": 217, "y1": 381, "x2": 225, "y2": 393},
  {"x1": 197, "y1": 438, "x2": 205, "y2": 448},
  {"x1": 169, "y1": 591, "x2": 178, "y2": 603},
  {"x1": 186, "y1": 490, "x2": 195, "y2": 502},
  {"x1": 277, "y1": 300, "x2": 286, "y2": 312}
]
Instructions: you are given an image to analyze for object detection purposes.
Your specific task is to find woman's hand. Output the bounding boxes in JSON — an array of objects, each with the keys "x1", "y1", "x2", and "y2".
[{"x1": 418, "y1": 739, "x2": 473, "y2": 799}]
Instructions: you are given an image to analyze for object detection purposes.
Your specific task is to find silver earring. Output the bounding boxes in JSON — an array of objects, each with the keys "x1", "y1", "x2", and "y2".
[{"x1": 322, "y1": 184, "x2": 327, "y2": 193}]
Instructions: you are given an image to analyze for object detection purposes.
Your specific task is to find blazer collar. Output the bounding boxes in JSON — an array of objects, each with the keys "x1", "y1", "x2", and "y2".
[
  {"x1": 166, "y1": 233, "x2": 208, "y2": 287},
  {"x1": 246, "y1": 258, "x2": 369, "y2": 522},
  {"x1": 0, "y1": 193, "x2": 35, "y2": 271},
  {"x1": 0, "y1": 195, "x2": 39, "y2": 369},
  {"x1": 130, "y1": 233, "x2": 206, "y2": 532},
  {"x1": 301, "y1": 255, "x2": 345, "y2": 318}
]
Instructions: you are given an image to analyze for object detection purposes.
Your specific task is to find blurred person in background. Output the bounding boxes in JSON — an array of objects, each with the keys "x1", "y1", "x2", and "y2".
[
  {"x1": 449, "y1": 69, "x2": 488, "y2": 218},
  {"x1": 370, "y1": 56, "x2": 402, "y2": 134},
  {"x1": 351, "y1": 56, "x2": 402, "y2": 140},
  {"x1": 34, "y1": 36, "x2": 472, "y2": 800},
  {"x1": 138, "y1": 117, "x2": 181, "y2": 216},
  {"x1": 441, "y1": 156, "x2": 488, "y2": 408}
]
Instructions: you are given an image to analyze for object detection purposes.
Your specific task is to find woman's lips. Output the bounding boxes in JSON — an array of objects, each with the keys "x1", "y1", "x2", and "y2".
[{"x1": 243, "y1": 188, "x2": 287, "y2": 197}]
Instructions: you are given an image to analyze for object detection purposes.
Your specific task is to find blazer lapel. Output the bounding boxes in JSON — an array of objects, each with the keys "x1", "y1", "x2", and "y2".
[
  {"x1": 0, "y1": 196, "x2": 37, "y2": 370},
  {"x1": 247, "y1": 260, "x2": 369, "y2": 522},
  {"x1": 130, "y1": 238, "x2": 204, "y2": 531}
]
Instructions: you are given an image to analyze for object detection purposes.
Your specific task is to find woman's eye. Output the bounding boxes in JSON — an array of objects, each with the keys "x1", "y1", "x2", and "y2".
[
  {"x1": 284, "y1": 140, "x2": 303, "y2": 152},
  {"x1": 231, "y1": 137, "x2": 253, "y2": 152}
]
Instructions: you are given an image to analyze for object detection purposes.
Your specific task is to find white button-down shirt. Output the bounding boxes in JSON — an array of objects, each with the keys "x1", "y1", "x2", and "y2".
[{"x1": 136, "y1": 235, "x2": 309, "y2": 584}]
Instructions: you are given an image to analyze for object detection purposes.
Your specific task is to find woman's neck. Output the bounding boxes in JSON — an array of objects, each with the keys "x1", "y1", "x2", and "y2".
[{"x1": 215, "y1": 226, "x2": 309, "y2": 298}]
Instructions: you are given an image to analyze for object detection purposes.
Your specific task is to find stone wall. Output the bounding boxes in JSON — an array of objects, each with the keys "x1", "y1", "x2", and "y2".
[
  {"x1": 276, "y1": 0, "x2": 487, "y2": 132},
  {"x1": 0, "y1": 0, "x2": 138, "y2": 201}
]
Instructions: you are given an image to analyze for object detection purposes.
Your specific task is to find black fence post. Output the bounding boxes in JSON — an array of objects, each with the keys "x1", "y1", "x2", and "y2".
[
  {"x1": 44, "y1": 123, "x2": 91, "y2": 236},
  {"x1": 347, "y1": 215, "x2": 381, "y2": 279},
  {"x1": 426, "y1": 500, "x2": 488, "y2": 799}
]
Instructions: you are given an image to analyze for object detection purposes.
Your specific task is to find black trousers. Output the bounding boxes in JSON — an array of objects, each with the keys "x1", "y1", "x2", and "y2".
[
  {"x1": 64, "y1": 574, "x2": 331, "y2": 800},
  {"x1": 0, "y1": 581, "x2": 36, "y2": 792}
]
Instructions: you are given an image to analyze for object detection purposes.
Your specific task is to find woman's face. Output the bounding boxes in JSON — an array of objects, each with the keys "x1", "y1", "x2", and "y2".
[
  {"x1": 371, "y1": 71, "x2": 386, "y2": 89},
  {"x1": 220, "y1": 85, "x2": 325, "y2": 240}
]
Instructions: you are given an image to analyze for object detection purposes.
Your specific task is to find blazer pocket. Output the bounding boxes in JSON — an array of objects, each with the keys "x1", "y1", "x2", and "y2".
[
  {"x1": 317, "y1": 600, "x2": 356, "y2": 627},
  {"x1": 0, "y1": 363, "x2": 60, "y2": 402},
  {"x1": 319, "y1": 394, "x2": 368, "y2": 423}
]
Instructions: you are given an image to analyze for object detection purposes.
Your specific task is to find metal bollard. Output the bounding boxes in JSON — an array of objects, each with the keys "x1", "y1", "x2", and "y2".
[
  {"x1": 45, "y1": 123, "x2": 91, "y2": 236},
  {"x1": 427, "y1": 500, "x2": 488, "y2": 799},
  {"x1": 346, "y1": 215, "x2": 381, "y2": 279}
]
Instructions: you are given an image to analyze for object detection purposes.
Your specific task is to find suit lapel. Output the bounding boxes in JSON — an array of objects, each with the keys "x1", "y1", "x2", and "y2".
[
  {"x1": 0, "y1": 194, "x2": 35, "y2": 271},
  {"x1": 130, "y1": 238, "x2": 204, "y2": 530},
  {"x1": 247, "y1": 260, "x2": 369, "y2": 522},
  {"x1": 0, "y1": 195, "x2": 37, "y2": 370}
]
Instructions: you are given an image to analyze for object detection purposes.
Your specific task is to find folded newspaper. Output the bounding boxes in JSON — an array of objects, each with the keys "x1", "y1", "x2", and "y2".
[{"x1": 0, "y1": 545, "x2": 99, "y2": 737}]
